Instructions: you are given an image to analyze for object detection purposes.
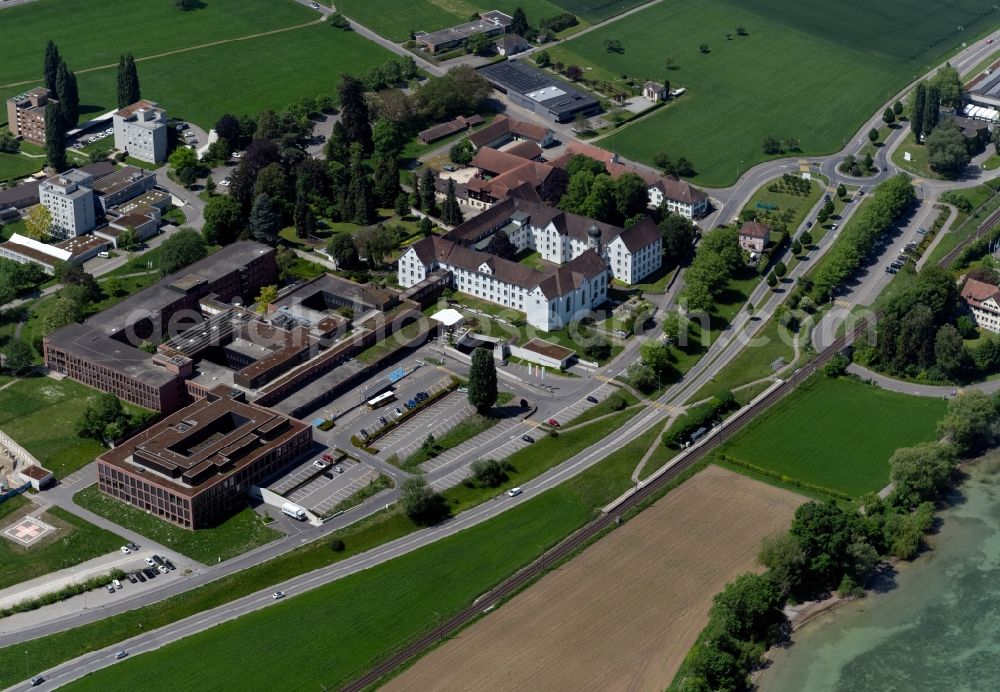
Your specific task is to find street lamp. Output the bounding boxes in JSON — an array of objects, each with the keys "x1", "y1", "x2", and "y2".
[
  {"x1": 24, "y1": 651, "x2": 28, "y2": 678},
  {"x1": 736, "y1": 160, "x2": 744, "y2": 178}
]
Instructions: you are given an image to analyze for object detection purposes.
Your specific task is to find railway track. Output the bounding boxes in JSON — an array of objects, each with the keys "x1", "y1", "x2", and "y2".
[{"x1": 343, "y1": 189, "x2": 1000, "y2": 691}]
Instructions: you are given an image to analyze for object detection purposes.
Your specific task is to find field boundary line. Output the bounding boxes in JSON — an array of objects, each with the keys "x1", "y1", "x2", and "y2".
[{"x1": 0, "y1": 19, "x2": 323, "y2": 89}]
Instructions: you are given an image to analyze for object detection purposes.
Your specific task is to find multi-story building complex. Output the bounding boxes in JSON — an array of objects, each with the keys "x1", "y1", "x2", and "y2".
[
  {"x1": 415, "y1": 10, "x2": 511, "y2": 53},
  {"x1": 44, "y1": 242, "x2": 279, "y2": 412},
  {"x1": 5, "y1": 87, "x2": 57, "y2": 145},
  {"x1": 39, "y1": 169, "x2": 97, "y2": 238},
  {"x1": 97, "y1": 388, "x2": 311, "y2": 529},
  {"x1": 113, "y1": 100, "x2": 168, "y2": 164},
  {"x1": 398, "y1": 196, "x2": 661, "y2": 330}
]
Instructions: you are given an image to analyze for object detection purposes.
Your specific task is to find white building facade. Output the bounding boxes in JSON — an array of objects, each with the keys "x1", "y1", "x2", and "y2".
[
  {"x1": 113, "y1": 100, "x2": 168, "y2": 164},
  {"x1": 39, "y1": 169, "x2": 96, "y2": 238},
  {"x1": 647, "y1": 177, "x2": 709, "y2": 219}
]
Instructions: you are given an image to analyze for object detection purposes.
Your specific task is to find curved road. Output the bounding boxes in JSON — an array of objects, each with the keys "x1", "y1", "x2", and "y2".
[{"x1": 8, "y1": 11, "x2": 1000, "y2": 692}]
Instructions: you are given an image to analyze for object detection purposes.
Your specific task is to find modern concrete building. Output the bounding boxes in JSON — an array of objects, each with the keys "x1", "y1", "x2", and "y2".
[
  {"x1": 415, "y1": 10, "x2": 512, "y2": 53},
  {"x1": 478, "y1": 61, "x2": 601, "y2": 123},
  {"x1": 39, "y1": 169, "x2": 97, "y2": 238},
  {"x1": 97, "y1": 388, "x2": 311, "y2": 529},
  {"x1": 91, "y1": 165, "x2": 157, "y2": 212},
  {"x1": 44, "y1": 242, "x2": 279, "y2": 412},
  {"x1": 5, "y1": 87, "x2": 57, "y2": 145},
  {"x1": 113, "y1": 100, "x2": 168, "y2": 164}
]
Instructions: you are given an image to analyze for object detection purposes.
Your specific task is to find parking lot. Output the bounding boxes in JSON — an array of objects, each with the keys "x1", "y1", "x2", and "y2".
[
  {"x1": 376, "y1": 390, "x2": 472, "y2": 460},
  {"x1": 266, "y1": 452, "x2": 381, "y2": 517},
  {"x1": 348, "y1": 372, "x2": 456, "y2": 442}
]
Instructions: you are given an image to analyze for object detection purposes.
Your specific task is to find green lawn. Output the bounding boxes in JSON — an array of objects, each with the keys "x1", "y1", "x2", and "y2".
[
  {"x1": 890, "y1": 131, "x2": 943, "y2": 179},
  {"x1": 563, "y1": 388, "x2": 638, "y2": 426},
  {"x1": 0, "y1": 377, "x2": 145, "y2": 477},
  {"x1": 0, "y1": 152, "x2": 42, "y2": 185},
  {"x1": 716, "y1": 376, "x2": 946, "y2": 498},
  {"x1": 0, "y1": 218, "x2": 27, "y2": 242},
  {"x1": 0, "y1": 9, "x2": 393, "y2": 131},
  {"x1": 0, "y1": 504, "x2": 123, "y2": 591},
  {"x1": 0, "y1": 0, "x2": 314, "y2": 89},
  {"x1": 399, "y1": 413, "x2": 500, "y2": 470},
  {"x1": 743, "y1": 177, "x2": 823, "y2": 233},
  {"x1": 551, "y1": 0, "x2": 990, "y2": 186},
  {"x1": 74, "y1": 485, "x2": 282, "y2": 563},
  {"x1": 60, "y1": 408, "x2": 650, "y2": 692}
]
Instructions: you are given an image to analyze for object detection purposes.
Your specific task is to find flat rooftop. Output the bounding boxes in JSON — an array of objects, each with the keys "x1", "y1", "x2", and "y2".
[{"x1": 478, "y1": 62, "x2": 599, "y2": 117}]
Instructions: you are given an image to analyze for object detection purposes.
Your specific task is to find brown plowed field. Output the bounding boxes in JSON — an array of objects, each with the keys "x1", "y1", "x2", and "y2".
[{"x1": 382, "y1": 465, "x2": 804, "y2": 692}]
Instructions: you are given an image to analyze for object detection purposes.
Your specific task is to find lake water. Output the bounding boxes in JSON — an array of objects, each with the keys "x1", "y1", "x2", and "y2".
[{"x1": 760, "y1": 470, "x2": 1000, "y2": 692}]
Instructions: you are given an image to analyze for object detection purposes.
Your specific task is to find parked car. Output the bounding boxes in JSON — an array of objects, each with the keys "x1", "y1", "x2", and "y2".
[
  {"x1": 521, "y1": 434, "x2": 535, "y2": 443},
  {"x1": 144, "y1": 557, "x2": 156, "y2": 567},
  {"x1": 379, "y1": 415, "x2": 388, "y2": 426},
  {"x1": 334, "y1": 466, "x2": 344, "y2": 474},
  {"x1": 120, "y1": 545, "x2": 131, "y2": 554},
  {"x1": 272, "y1": 591, "x2": 285, "y2": 599},
  {"x1": 443, "y1": 164, "x2": 456, "y2": 172},
  {"x1": 322, "y1": 453, "x2": 335, "y2": 462},
  {"x1": 127, "y1": 573, "x2": 138, "y2": 584},
  {"x1": 152, "y1": 554, "x2": 163, "y2": 565},
  {"x1": 457, "y1": 386, "x2": 468, "y2": 393},
  {"x1": 164, "y1": 559, "x2": 176, "y2": 571},
  {"x1": 359, "y1": 428, "x2": 369, "y2": 438},
  {"x1": 30, "y1": 676, "x2": 44, "y2": 686},
  {"x1": 392, "y1": 407, "x2": 403, "y2": 418},
  {"x1": 157, "y1": 564, "x2": 169, "y2": 574},
  {"x1": 135, "y1": 571, "x2": 146, "y2": 582},
  {"x1": 126, "y1": 542, "x2": 139, "y2": 551},
  {"x1": 405, "y1": 399, "x2": 417, "y2": 409},
  {"x1": 586, "y1": 395, "x2": 599, "y2": 404},
  {"x1": 547, "y1": 419, "x2": 561, "y2": 428},
  {"x1": 313, "y1": 459, "x2": 327, "y2": 469},
  {"x1": 142, "y1": 567, "x2": 156, "y2": 579},
  {"x1": 507, "y1": 487, "x2": 523, "y2": 497},
  {"x1": 106, "y1": 584, "x2": 115, "y2": 593}
]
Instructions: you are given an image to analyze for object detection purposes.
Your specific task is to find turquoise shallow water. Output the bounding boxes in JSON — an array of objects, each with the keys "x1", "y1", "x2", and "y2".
[{"x1": 760, "y1": 474, "x2": 1000, "y2": 692}]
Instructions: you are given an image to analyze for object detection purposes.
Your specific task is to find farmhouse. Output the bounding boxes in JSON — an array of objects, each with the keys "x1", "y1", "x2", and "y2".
[
  {"x1": 738, "y1": 220, "x2": 771, "y2": 254},
  {"x1": 417, "y1": 114, "x2": 485, "y2": 144},
  {"x1": 478, "y1": 61, "x2": 601, "y2": 124},
  {"x1": 961, "y1": 277, "x2": 1000, "y2": 333},
  {"x1": 415, "y1": 10, "x2": 512, "y2": 54},
  {"x1": 469, "y1": 114, "x2": 554, "y2": 150},
  {"x1": 5, "y1": 87, "x2": 57, "y2": 145}
]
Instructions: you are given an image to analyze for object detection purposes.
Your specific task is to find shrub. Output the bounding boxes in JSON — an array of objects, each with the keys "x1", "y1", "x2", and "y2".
[{"x1": 329, "y1": 538, "x2": 346, "y2": 552}]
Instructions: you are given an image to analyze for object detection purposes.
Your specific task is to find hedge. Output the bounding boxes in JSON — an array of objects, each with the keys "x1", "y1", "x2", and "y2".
[{"x1": 663, "y1": 391, "x2": 737, "y2": 448}]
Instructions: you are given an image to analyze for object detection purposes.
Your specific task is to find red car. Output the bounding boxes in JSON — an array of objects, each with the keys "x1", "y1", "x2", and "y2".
[
  {"x1": 321, "y1": 453, "x2": 334, "y2": 462},
  {"x1": 547, "y1": 419, "x2": 561, "y2": 428}
]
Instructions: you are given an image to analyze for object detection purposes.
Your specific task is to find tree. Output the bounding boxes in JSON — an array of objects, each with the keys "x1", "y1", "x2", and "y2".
[
  {"x1": 862, "y1": 151, "x2": 874, "y2": 172},
  {"x1": 893, "y1": 100, "x2": 904, "y2": 116},
  {"x1": 248, "y1": 193, "x2": 281, "y2": 245},
  {"x1": 709, "y1": 572, "x2": 784, "y2": 643},
  {"x1": 116, "y1": 53, "x2": 140, "y2": 109},
  {"x1": 580, "y1": 174, "x2": 615, "y2": 222},
  {"x1": 3, "y1": 337, "x2": 33, "y2": 376},
  {"x1": 483, "y1": 230, "x2": 517, "y2": 260},
  {"x1": 931, "y1": 62, "x2": 963, "y2": 107},
  {"x1": 44, "y1": 41, "x2": 61, "y2": 93},
  {"x1": 421, "y1": 167, "x2": 437, "y2": 214},
  {"x1": 604, "y1": 39, "x2": 624, "y2": 54},
  {"x1": 442, "y1": 178, "x2": 463, "y2": 226},
  {"x1": 774, "y1": 260, "x2": 787, "y2": 278},
  {"x1": 419, "y1": 216, "x2": 434, "y2": 237},
  {"x1": 889, "y1": 442, "x2": 956, "y2": 503},
  {"x1": 44, "y1": 102, "x2": 66, "y2": 171},
  {"x1": 926, "y1": 119, "x2": 970, "y2": 178},
  {"x1": 372, "y1": 155, "x2": 400, "y2": 208},
  {"x1": 292, "y1": 193, "x2": 315, "y2": 240},
  {"x1": 400, "y1": 476, "x2": 446, "y2": 523},
  {"x1": 867, "y1": 127, "x2": 879, "y2": 143},
  {"x1": 789, "y1": 500, "x2": 859, "y2": 592},
  {"x1": 42, "y1": 292, "x2": 83, "y2": 334},
  {"x1": 55, "y1": 61, "x2": 79, "y2": 127},
  {"x1": 923, "y1": 84, "x2": 940, "y2": 135},
  {"x1": 613, "y1": 173, "x2": 649, "y2": 222},
  {"x1": 159, "y1": 228, "x2": 207, "y2": 275},
  {"x1": 911, "y1": 82, "x2": 926, "y2": 143},
  {"x1": 449, "y1": 139, "x2": 474, "y2": 165},
  {"x1": 836, "y1": 183, "x2": 846, "y2": 198},
  {"x1": 937, "y1": 390, "x2": 1000, "y2": 456},
  {"x1": 337, "y1": 74, "x2": 373, "y2": 156},
  {"x1": 254, "y1": 285, "x2": 278, "y2": 314},
  {"x1": 372, "y1": 118, "x2": 402, "y2": 159},
  {"x1": 565, "y1": 65, "x2": 583, "y2": 81},
  {"x1": 762, "y1": 135, "x2": 780, "y2": 154},
  {"x1": 201, "y1": 195, "x2": 243, "y2": 246},
  {"x1": 883, "y1": 107, "x2": 896, "y2": 125},
  {"x1": 215, "y1": 114, "x2": 242, "y2": 148},
  {"x1": 800, "y1": 229, "x2": 813, "y2": 246},
  {"x1": 104, "y1": 277, "x2": 125, "y2": 297},
  {"x1": 327, "y1": 232, "x2": 359, "y2": 269},
  {"x1": 535, "y1": 50, "x2": 551, "y2": 67},
  {"x1": 467, "y1": 347, "x2": 498, "y2": 415},
  {"x1": 169, "y1": 146, "x2": 198, "y2": 176},
  {"x1": 659, "y1": 213, "x2": 696, "y2": 264},
  {"x1": 766, "y1": 271, "x2": 777, "y2": 288},
  {"x1": 465, "y1": 32, "x2": 493, "y2": 55},
  {"x1": 934, "y1": 323, "x2": 969, "y2": 378},
  {"x1": 470, "y1": 458, "x2": 513, "y2": 487},
  {"x1": 791, "y1": 238, "x2": 802, "y2": 255},
  {"x1": 511, "y1": 6, "x2": 530, "y2": 36},
  {"x1": 342, "y1": 143, "x2": 375, "y2": 225},
  {"x1": 639, "y1": 339, "x2": 672, "y2": 376},
  {"x1": 23, "y1": 204, "x2": 52, "y2": 241},
  {"x1": 699, "y1": 43, "x2": 710, "y2": 53},
  {"x1": 758, "y1": 532, "x2": 805, "y2": 597},
  {"x1": 77, "y1": 393, "x2": 130, "y2": 443}
]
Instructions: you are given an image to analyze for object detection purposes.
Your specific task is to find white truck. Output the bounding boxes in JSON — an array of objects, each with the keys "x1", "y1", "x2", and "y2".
[{"x1": 281, "y1": 502, "x2": 307, "y2": 521}]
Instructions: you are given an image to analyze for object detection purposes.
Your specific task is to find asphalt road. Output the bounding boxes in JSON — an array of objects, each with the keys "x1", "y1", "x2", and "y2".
[{"x1": 9, "y1": 15, "x2": 1000, "y2": 692}]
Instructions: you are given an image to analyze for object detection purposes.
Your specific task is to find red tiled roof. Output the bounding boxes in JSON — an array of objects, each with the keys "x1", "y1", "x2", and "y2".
[
  {"x1": 469, "y1": 115, "x2": 550, "y2": 149},
  {"x1": 739, "y1": 221, "x2": 771, "y2": 239},
  {"x1": 505, "y1": 140, "x2": 543, "y2": 161},
  {"x1": 962, "y1": 277, "x2": 1000, "y2": 304}
]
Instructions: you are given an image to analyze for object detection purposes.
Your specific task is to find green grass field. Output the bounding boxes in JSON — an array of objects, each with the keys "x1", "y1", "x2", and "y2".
[
  {"x1": 60, "y1": 416, "x2": 649, "y2": 692},
  {"x1": 717, "y1": 376, "x2": 946, "y2": 497},
  {"x1": 0, "y1": 0, "x2": 313, "y2": 88},
  {"x1": 0, "y1": 377, "x2": 145, "y2": 477},
  {"x1": 333, "y1": 0, "x2": 648, "y2": 43},
  {"x1": 74, "y1": 486, "x2": 281, "y2": 563},
  {"x1": 552, "y1": 0, "x2": 996, "y2": 186},
  {"x1": 0, "y1": 504, "x2": 123, "y2": 591},
  {"x1": 743, "y1": 177, "x2": 823, "y2": 232},
  {"x1": 0, "y1": 152, "x2": 43, "y2": 185}
]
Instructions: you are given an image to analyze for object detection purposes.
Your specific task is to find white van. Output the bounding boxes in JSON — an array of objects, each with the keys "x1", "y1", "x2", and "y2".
[{"x1": 97, "y1": 251, "x2": 110, "y2": 259}]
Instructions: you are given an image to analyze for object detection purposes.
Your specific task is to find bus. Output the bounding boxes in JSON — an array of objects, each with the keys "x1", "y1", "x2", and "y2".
[{"x1": 366, "y1": 390, "x2": 395, "y2": 409}]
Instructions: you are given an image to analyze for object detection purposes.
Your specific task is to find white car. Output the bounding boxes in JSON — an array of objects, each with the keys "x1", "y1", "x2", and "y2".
[
  {"x1": 313, "y1": 459, "x2": 327, "y2": 469},
  {"x1": 144, "y1": 557, "x2": 155, "y2": 567},
  {"x1": 272, "y1": 591, "x2": 285, "y2": 599},
  {"x1": 219, "y1": 178, "x2": 231, "y2": 187},
  {"x1": 112, "y1": 579, "x2": 122, "y2": 589},
  {"x1": 157, "y1": 564, "x2": 169, "y2": 574},
  {"x1": 120, "y1": 546, "x2": 131, "y2": 554},
  {"x1": 507, "y1": 487, "x2": 523, "y2": 497}
]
